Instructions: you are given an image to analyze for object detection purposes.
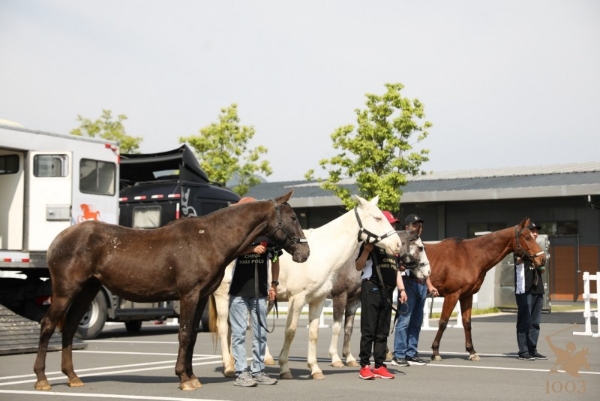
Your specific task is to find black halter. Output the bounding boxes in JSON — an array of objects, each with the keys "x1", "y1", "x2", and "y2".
[
  {"x1": 514, "y1": 225, "x2": 545, "y2": 260},
  {"x1": 354, "y1": 207, "x2": 398, "y2": 244},
  {"x1": 265, "y1": 199, "x2": 308, "y2": 249}
]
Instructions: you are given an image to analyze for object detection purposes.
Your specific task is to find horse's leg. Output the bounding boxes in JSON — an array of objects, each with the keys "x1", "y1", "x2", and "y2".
[
  {"x1": 213, "y1": 291, "x2": 236, "y2": 377},
  {"x1": 186, "y1": 295, "x2": 208, "y2": 389},
  {"x1": 279, "y1": 294, "x2": 305, "y2": 380},
  {"x1": 307, "y1": 298, "x2": 326, "y2": 379},
  {"x1": 459, "y1": 296, "x2": 479, "y2": 361},
  {"x1": 33, "y1": 295, "x2": 72, "y2": 390},
  {"x1": 264, "y1": 301, "x2": 276, "y2": 366},
  {"x1": 342, "y1": 299, "x2": 360, "y2": 367},
  {"x1": 176, "y1": 290, "x2": 202, "y2": 390},
  {"x1": 328, "y1": 292, "x2": 346, "y2": 367},
  {"x1": 59, "y1": 281, "x2": 102, "y2": 387},
  {"x1": 431, "y1": 294, "x2": 459, "y2": 361}
]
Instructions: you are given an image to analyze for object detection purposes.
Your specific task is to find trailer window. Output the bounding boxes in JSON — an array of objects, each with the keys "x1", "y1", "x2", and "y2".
[
  {"x1": 0, "y1": 154, "x2": 19, "y2": 174},
  {"x1": 33, "y1": 154, "x2": 68, "y2": 177},
  {"x1": 133, "y1": 206, "x2": 161, "y2": 228},
  {"x1": 80, "y1": 159, "x2": 116, "y2": 196}
]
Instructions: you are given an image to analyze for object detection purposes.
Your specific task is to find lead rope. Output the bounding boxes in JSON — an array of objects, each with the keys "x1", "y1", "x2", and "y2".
[{"x1": 255, "y1": 258, "x2": 276, "y2": 334}]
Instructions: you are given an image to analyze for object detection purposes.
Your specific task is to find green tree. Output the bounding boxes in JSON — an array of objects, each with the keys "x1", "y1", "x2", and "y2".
[
  {"x1": 306, "y1": 83, "x2": 431, "y2": 212},
  {"x1": 180, "y1": 104, "x2": 272, "y2": 196},
  {"x1": 70, "y1": 109, "x2": 142, "y2": 153}
]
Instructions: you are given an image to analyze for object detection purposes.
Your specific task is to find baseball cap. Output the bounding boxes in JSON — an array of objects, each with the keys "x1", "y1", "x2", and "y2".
[
  {"x1": 382, "y1": 211, "x2": 399, "y2": 224},
  {"x1": 404, "y1": 214, "x2": 424, "y2": 225},
  {"x1": 528, "y1": 221, "x2": 541, "y2": 230}
]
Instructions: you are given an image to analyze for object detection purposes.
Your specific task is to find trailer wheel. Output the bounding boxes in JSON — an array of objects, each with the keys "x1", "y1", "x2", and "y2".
[
  {"x1": 76, "y1": 292, "x2": 107, "y2": 340},
  {"x1": 125, "y1": 320, "x2": 143, "y2": 332}
]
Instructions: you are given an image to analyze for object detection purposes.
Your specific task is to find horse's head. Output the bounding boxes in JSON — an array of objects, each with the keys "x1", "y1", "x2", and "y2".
[
  {"x1": 265, "y1": 190, "x2": 310, "y2": 263},
  {"x1": 514, "y1": 218, "x2": 546, "y2": 268},
  {"x1": 396, "y1": 231, "x2": 431, "y2": 279},
  {"x1": 354, "y1": 195, "x2": 401, "y2": 256}
]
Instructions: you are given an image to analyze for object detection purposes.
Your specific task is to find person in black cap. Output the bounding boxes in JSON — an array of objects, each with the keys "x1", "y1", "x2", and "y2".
[
  {"x1": 391, "y1": 214, "x2": 438, "y2": 367},
  {"x1": 514, "y1": 221, "x2": 547, "y2": 361}
]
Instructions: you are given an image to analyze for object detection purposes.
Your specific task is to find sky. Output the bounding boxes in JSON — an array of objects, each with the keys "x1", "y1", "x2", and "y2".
[{"x1": 1, "y1": 0, "x2": 599, "y2": 182}]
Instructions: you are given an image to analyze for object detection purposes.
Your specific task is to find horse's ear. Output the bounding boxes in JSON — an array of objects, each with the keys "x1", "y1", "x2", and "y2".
[
  {"x1": 275, "y1": 190, "x2": 294, "y2": 205},
  {"x1": 369, "y1": 195, "x2": 380, "y2": 205},
  {"x1": 521, "y1": 217, "x2": 530, "y2": 228}
]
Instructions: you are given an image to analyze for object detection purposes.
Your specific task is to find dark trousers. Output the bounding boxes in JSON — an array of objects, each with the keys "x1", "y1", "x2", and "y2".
[
  {"x1": 515, "y1": 292, "x2": 543, "y2": 355},
  {"x1": 359, "y1": 280, "x2": 393, "y2": 368}
]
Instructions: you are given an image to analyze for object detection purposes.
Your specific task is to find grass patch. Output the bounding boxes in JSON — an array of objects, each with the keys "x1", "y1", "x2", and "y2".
[{"x1": 550, "y1": 304, "x2": 588, "y2": 312}]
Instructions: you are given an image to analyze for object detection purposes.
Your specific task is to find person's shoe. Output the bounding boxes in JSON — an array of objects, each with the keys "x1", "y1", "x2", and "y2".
[
  {"x1": 406, "y1": 355, "x2": 428, "y2": 366},
  {"x1": 253, "y1": 371, "x2": 277, "y2": 385},
  {"x1": 531, "y1": 352, "x2": 548, "y2": 360},
  {"x1": 391, "y1": 357, "x2": 409, "y2": 367},
  {"x1": 234, "y1": 371, "x2": 258, "y2": 387},
  {"x1": 372, "y1": 365, "x2": 395, "y2": 379},
  {"x1": 359, "y1": 365, "x2": 375, "y2": 380},
  {"x1": 518, "y1": 352, "x2": 535, "y2": 361}
]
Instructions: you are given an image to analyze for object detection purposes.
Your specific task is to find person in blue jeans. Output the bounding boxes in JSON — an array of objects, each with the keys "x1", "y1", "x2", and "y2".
[
  {"x1": 229, "y1": 197, "x2": 281, "y2": 387},
  {"x1": 392, "y1": 214, "x2": 438, "y2": 367}
]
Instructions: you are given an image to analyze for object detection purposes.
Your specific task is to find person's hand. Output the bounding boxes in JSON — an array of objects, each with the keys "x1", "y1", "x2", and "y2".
[
  {"x1": 254, "y1": 244, "x2": 267, "y2": 254},
  {"x1": 363, "y1": 243, "x2": 374, "y2": 253},
  {"x1": 268, "y1": 285, "x2": 277, "y2": 301},
  {"x1": 398, "y1": 289, "x2": 408, "y2": 304},
  {"x1": 428, "y1": 286, "x2": 439, "y2": 297}
]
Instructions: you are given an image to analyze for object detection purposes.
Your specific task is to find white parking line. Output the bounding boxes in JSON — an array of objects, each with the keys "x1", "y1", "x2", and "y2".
[{"x1": 0, "y1": 389, "x2": 228, "y2": 401}]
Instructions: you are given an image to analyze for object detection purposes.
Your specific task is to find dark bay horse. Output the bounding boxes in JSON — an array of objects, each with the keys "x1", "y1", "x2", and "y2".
[
  {"x1": 427, "y1": 217, "x2": 545, "y2": 361},
  {"x1": 327, "y1": 218, "x2": 546, "y2": 364},
  {"x1": 33, "y1": 191, "x2": 310, "y2": 391}
]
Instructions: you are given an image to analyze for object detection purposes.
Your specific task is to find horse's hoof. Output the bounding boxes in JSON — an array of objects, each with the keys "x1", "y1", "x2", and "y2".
[
  {"x1": 346, "y1": 360, "x2": 359, "y2": 367},
  {"x1": 34, "y1": 380, "x2": 52, "y2": 391},
  {"x1": 179, "y1": 381, "x2": 197, "y2": 391},
  {"x1": 223, "y1": 369, "x2": 237, "y2": 378},
  {"x1": 264, "y1": 357, "x2": 276, "y2": 366},
  {"x1": 432, "y1": 355, "x2": 443, "y2": 361},
  {"x1": 312, "y1": 372, "x2": 325, "y2": 380},
  {"x1": 280, "y1": 371, "x2": 294, "y2": 380},
  {"x1": 191, "y1": 378, "x2": 202, "y2": 388},
  {"x1": 68, "y1": 377, "x2": 84, "y2": 387},
  {"x1": 385, "y1": 352, "x2": 393, "y2": 361},
  {"x1": 330, "y1": 360, "x2": 344, "y2": 368},
  {"x1": 468, "y1": 354, "x2": 480, "y2": 361}
]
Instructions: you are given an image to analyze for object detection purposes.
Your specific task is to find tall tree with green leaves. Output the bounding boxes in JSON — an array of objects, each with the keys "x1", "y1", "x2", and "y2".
[
  {"x1": 305, "y1": 83, "x2": 431, "y2": 212},
  {"x1": 70, "y1": 109, "x2": 142, "y2": 154},
  {"x1": 180, "y1": 104, "x2": 272, "y2": 196}
]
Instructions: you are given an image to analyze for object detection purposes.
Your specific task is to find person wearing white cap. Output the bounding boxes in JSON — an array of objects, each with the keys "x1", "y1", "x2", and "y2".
[{"x1": 514, "y1": 221, "x2": 547, "y2": 361}]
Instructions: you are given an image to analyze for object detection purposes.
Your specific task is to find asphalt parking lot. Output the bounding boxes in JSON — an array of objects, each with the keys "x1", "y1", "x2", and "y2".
[{"x1": 0, "y1": 310, "x2": 598, "y2": 401}]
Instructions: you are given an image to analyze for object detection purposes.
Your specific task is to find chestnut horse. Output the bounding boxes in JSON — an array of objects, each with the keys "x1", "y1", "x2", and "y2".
[
  {"x1": 327, "y1": 218, "x2": 546, "y2": 364},
  {"x1": 210, "y1": 195, "x2": 408, "y2": 380},
  {"x1": 33, "y1": 191, "x2": 310, "y2": 391}
]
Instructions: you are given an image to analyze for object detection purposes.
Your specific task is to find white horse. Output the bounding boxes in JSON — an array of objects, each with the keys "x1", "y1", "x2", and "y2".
[
  {"x1": 210, "y1": 195, "x2": 411, "y2": 380},
  {"x1": 327, "y1": 236, "x2": 430, "y2": 367}
]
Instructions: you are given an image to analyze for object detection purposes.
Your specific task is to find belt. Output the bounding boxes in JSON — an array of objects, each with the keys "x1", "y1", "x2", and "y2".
[{"x1": 404, "y1": 275, "x2": 426, "y2": 285}]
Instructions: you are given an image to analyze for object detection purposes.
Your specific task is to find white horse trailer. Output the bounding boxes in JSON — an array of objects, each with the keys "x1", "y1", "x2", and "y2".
[{"x1": 0, "y1": 123, "x2": 119, "y2": 325}]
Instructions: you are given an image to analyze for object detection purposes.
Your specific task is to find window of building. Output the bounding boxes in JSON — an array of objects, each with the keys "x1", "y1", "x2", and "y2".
[{"x1": 80, "y1": 158, "x2": 116, "y2": 196}]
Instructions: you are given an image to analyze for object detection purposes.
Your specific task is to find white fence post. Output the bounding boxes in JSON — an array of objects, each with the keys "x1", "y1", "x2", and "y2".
[
  {"x1": 573, "y1": 272, "x2": 599, "y2": 338},
  {"x1": 422, "y1": 294, "x2": 477, "y2": 330}
]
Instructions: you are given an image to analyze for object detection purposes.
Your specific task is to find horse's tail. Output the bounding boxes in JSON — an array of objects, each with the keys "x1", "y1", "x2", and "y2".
[{"x1": 208, "y1": 293, "x2": 218, "y2": 333}]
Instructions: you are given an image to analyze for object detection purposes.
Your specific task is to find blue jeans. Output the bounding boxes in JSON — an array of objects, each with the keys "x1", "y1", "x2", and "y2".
[
  {"x1": 393, "y1": 278, "x2": 428, "y2": 358},
  {"x1": 515, "y1": 292, "x2": 543, "y2": 355},
  {"x1": 229, "y1": 295, "x2": 268, "y2": 374}
]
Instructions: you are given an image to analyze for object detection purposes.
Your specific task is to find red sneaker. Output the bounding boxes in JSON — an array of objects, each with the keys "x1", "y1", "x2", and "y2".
[
  {"x1": 373, "y1": 365, "x2": 395, "y2": 379},
  {"x1": 359, "y1": 365, "x2": 375, "y2": 380}
]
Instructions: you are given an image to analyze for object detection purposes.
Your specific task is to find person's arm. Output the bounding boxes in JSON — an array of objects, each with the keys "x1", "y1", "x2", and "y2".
[
  {"x1": 426, "y1": 276, "x2": 439, "y2": 296},
  {"x1": 396, "y1": 271, "x2": 407, "y2": 303},
  {"x1": 241, "y1": 244, "x2": 266, "y2": 255},
  {"x1": 355, "y1": 243, "x2": 374, "y2": 271},
  {"x1": 269, "y1": 259, "x2": 280, "y2": 301}
]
